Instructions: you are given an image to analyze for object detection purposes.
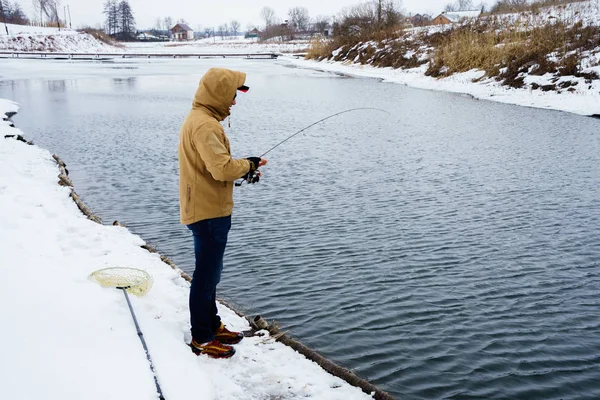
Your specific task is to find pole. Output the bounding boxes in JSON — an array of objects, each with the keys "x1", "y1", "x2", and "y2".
[
  {"x1": 64, "y1": 6, "x2": 67, "y2": 30},
  {"x1": 120, "y1": 288, "x2": 165, "y2": 400},
  {"x1": 67, "y1": 5, "x2": 72, "y2": 29}
]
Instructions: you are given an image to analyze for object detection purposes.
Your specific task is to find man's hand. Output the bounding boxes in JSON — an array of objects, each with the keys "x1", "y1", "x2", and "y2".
[
  {"x1": 241, "y1": 157, "x2": 268, "y2": 184},
  {"x1": 246, "y1": 157, "x2": 268, "y2": 171}
]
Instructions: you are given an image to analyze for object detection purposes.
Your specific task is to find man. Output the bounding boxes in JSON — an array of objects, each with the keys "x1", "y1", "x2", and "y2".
[{"x1": 178, "y1": 67, "x2": 267, "y2": 358}]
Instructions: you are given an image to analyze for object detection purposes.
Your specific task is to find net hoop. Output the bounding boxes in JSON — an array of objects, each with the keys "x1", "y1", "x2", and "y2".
[{"x1": 89, "y1": 267, "x2": 153, "y2": 297}]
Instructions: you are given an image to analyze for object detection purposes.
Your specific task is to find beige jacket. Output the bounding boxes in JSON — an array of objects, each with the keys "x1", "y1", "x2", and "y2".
[{"x1": 178, "y1": 68, "x2": 252, "y2": 225}]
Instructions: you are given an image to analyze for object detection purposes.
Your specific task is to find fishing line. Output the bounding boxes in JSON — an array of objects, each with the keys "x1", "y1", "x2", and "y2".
[
  {"x1": 260, "y1": 107, "x2": 389, "y2": 158},
  {"x1": 236, "y1": 107, "x2": 389, "y2": 186}
]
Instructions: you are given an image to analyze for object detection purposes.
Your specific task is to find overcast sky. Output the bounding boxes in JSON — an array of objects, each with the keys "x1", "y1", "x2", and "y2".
[{"x1": 23, "y1": 0, "x2": 486, "y2": 31}]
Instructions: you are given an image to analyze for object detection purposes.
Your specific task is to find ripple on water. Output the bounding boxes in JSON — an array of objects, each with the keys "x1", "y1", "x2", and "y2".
[{"x1": 3, "y1": 62, "x2": 600, "y2": 399}]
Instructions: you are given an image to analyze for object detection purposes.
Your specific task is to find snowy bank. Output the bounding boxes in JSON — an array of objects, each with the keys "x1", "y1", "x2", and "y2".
[
  {"x1": 282, "y1": 56, "x2": 600, "y2": 117},
  {"x1": 295, "y1": 0, "x2": 600, "y2": 117},
  {"x1": 0, "y1": 23, "x2": 114, "y2": 52},
  {"x1": 0, "y1": 102, "x2": 376, "y2": 400}
]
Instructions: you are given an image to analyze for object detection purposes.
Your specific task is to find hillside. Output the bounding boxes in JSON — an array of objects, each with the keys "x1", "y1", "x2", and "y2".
[
  {"x1": 0, "y1": 23, "x2": 115, "y2": 52},
  {"x1": 308, "y1": 0, "x2": 600, "y2": 98}
]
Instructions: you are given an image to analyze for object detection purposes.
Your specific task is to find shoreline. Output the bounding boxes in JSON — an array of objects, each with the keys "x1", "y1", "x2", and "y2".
[
  {"x1": 0, "y1": 103, "x2": 394, "y2": 400},
  {"x1": 281, "y1": 55, "x2": 600, "y2": 118}
]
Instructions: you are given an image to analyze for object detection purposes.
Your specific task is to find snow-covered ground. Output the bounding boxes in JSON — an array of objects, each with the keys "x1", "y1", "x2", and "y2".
[
  {"x1": 1, "y1": 23, "x2": 76, "y2": 36},
  {"x1": 284, "y1": 57, "x2": 600, "y2": 116},
  {"x1": 0, "y1": 100, "x2": 374, "y2": 399},
  {"x1": 0, "y1": 23, "x2": 112, "y2": 52},
  {"x1": 123, "y1": 36, "x2": 309, "y2": 54}
]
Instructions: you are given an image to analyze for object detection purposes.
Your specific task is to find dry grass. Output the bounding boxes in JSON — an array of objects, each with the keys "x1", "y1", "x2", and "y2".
[
  {"x1": 306, "y1": 37, "x2": 336, "y2": 59},
  {"x1": 307, "y1": 1, "x2": 600, "y2": 90},
  {"x1": 77, "y1": 27, "x2": 122, "y2": 47},
  {"x1": 426, "y1": 20, "x2": 600, "y2": 87},
  {"x1": 306, "y1": 27, "x2": 429, "y2": 70}
]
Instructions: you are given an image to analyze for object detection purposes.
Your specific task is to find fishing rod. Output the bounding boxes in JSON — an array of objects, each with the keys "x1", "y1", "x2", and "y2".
[{"x1": 236, "y1": 107, "x2": 389, "y2": 186}]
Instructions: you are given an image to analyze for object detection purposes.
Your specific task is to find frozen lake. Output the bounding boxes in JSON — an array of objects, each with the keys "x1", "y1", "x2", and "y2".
[{"x1": 2, "y1": 57, "x2": 600, "y2": 399}]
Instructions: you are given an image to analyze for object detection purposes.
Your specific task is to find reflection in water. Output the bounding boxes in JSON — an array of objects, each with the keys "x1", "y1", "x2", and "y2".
[
  {"x1": 47, "y1": 80, "x2": 67, "y2": 92},
  {"x1": 113, "y1": 77, "x2": 137, "y2": 89},
  {"x1": 0, "y1": 79, "x2": 28, "y2": 93}
]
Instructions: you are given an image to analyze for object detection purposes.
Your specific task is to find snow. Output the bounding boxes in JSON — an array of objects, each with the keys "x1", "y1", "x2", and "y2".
[
  {"x1": 0, "y1": 103, "x2": 374, "y2": 399},
  {"x1": 122, "y1": 37, "x2": 309, "y2": 55},
  {"x1": 1, "y1": 23, "x2": 77, "y2": 36},
  {"x1": 283, "y1": 56, "x2": 600, "y2": 116},
  {"x1": 442, "y1": 10, "x2": 482, "y2": 23},
  {"x1": 0, "y1": 23, "x2": 113, "y2": 52}
]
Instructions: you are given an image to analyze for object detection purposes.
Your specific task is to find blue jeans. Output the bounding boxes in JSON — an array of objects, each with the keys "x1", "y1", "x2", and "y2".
[{"x1": 187, "y1": 215, "x2": 231, "y2": 343}]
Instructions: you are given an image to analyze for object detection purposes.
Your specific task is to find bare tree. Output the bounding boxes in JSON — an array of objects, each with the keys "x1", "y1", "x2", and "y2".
[
  {"x1": 260, "y1": 6, "x2": 275, "y2": 28},
  {"x1": 490, "y1": 0, "x2": 528, "y2": 13},
  {"x1": 163, "y1": 16, "x2": 172, "y2": 31},
  {"x1": 154, "y1": 17, "x2": 161, "y2": 30},
  {"x1": 444, "y1": 2, "x2": 458, "y2": 11},
  {"x1": 33, "y1": 0, "x2": 60, "y2": 25},
  {"x1": 218, "y1": 24, "x2": 226, "y2": 39},
  {"x1": 32, "y1": 0, "x2": 48, "y2": 24},
  {"x1": 230, "y1": 20, "x2": 240, "y2": 37},
  {"x1": 288, "y1": 6, "x2": 309, "y2": 31},
  {"x1": 313, "y1": 15, "x2": 330, "y2": 34},
  {"x1": 381, "y1": 0, "x2": 402, "y2": 27},
  {"x1": 458, "y1": 0, "x2": 474, "y2": 10},
  {"x1": 103, "y1": 0, "x2": 119, "y2": 36},
  {"x1": 177, "y1": 18, "x2": 187, "y2": 24},
  {"x1": 46, "y1": 0, "x2": 60, "y2": 25},
  {"x1": 334, "y1": 0, "x2": 401, "y2": 37}
]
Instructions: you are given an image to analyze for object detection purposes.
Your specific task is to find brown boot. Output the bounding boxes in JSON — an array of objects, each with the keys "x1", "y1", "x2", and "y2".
[
  {"x1": 190, "y1": 339, "x2": 235, "y2": 358},
  {"x1": 214, "y1": 322, "x2": 244, "y2": 345}
]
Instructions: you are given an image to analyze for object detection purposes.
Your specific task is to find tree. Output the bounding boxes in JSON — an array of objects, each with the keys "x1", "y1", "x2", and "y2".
[
  {"x1": 313, "y1": 15, "x2": 330, "y2": 34},
  {"x1": 163, "y1": 16, "x2": 172, "y2": 31},
  {"x1": 444, "y1": 2, "x2": 458, "y2": 11},
  {"x1": 288, "y1": 6, "x2": 309, "y2": 31},
  {"x1": 118, "y1": 0, "x2": 135, "y2": 40},
  {"x1": 46, "y1": 0, "x2": 60, "y2": 25},
  {"x1": 334, "y1": 0, "x2": 402, "y2": 38},
  {"x1": 490, "y1": 0, "x2": 528, "y2": 13},
  {"x1": 260, "y1": 6, "x2": 275, "y2": 28},
  {"x1": 32, "y1": 0, "x2": 48, "y2": 24},
  {"x1": 218, "y1": 24, "x2": 226, "y2": 39},
  {"x1": 458, "y1": 0, "x2": 474, "y2": 10},
  {"x1": 230, "y1": 20, "x2": 240, "y2": 36},
  {"x1": 103, "y1": 0, "x2": 119, "y2": 36},
  {"x1": 33, "y1": 0, "x2": 60, "y2": 25}
]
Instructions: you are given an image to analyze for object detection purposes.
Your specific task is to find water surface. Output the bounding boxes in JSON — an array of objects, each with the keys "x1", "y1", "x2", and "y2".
[{"x1": 2, "y1": 58, "x2": 600, "y2": 399}]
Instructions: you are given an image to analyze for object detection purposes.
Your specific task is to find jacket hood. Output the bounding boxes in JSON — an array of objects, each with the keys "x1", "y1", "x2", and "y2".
[{"x1": 192, "y1": 68, "x2": 246, "y2": 121}]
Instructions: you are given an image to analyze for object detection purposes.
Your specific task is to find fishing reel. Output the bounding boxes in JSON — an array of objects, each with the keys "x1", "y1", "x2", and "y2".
[{"x1": 235, "y1": 168, "x2": 260, "y2": 187}]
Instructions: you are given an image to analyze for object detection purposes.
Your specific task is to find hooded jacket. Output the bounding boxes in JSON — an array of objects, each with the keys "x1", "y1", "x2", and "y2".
[{"x1": 178, "y1": 68, "x2": 252, "y2": 225}]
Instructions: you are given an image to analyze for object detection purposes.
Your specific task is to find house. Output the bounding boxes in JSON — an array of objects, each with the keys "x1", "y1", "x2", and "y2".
[
  {"x1": 409, "y1": 14, "x2": 431, "y2": 27},
  {"x1": 245, "y1": 28, "x2": 261, "y2": 38},
  {"x1": 431, "y1": 10, "x2": 481, "y2": 25},
  {"x1": 170, "y1": 23, "x2": 194, "y2": 40}
]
